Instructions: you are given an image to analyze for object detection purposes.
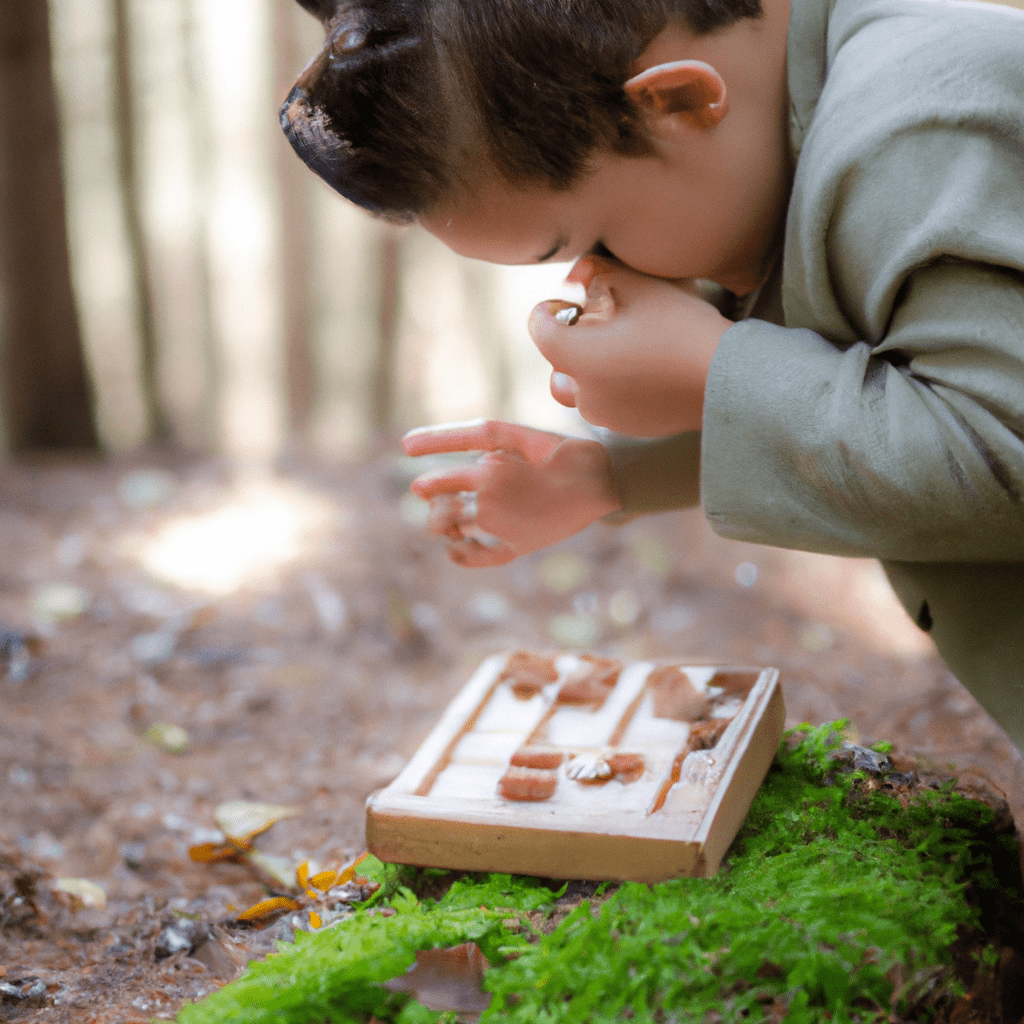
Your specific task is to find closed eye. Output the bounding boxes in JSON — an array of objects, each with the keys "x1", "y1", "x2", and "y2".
[{"x1": 590, "y1": 240, "x2": 620, "y2": 262}]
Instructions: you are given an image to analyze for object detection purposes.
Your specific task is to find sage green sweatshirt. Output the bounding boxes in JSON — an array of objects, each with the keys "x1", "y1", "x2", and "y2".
[{"x1": 607, "y1": 0, "x2": 1024, "y2": 751}]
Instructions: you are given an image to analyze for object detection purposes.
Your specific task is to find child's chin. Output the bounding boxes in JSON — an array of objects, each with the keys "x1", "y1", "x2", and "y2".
[{"x1": 549, "y1": 372, "x2": 579, "y2": 409}]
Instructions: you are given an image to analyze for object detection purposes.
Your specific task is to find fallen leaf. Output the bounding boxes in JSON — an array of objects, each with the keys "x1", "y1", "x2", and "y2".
[
  {"x1": 309, "y1": 851, "x2": 369, "y2": 892},
  {"x1": 236, "y1": 896, "x2": 302, "y2": 921},
  {"x1": 382, "y1": 942, "x2": 491, "y2": 1017},
  {"x1": 188, "y1": 840, "x2": 250, "y2": 864},
  {"x1": 53, "y1": 878, "x2": 107, "y2": 910},
  {"x1": 247, "y1": 849, "x2": 300, "y2": 890},
  {"x1": 214, "y1": 800, "x2": 298, "y2": 843}
]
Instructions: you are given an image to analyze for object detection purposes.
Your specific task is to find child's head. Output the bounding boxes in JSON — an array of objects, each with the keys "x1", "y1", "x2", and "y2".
[{"x1": 282, "y1": 0, "x2": 762, "y2": 222}]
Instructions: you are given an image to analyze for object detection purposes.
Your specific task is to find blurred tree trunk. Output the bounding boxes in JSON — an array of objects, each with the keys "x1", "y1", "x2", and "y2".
[
  {"x1": 370, "y1": 226, "x2": 402, "y2": 432},
  {"x1": 274, "y1": 1, "x2": 315, "y2": 449},
  {"x1": 0, "y1": 0, "x2": 99, "y2": 451},
  {"x1": 112, "y1": 0, "x2": 171, "y2": 443},
  {"x1": 184, "y1": 0, "x2": 219, "y2": 448}
]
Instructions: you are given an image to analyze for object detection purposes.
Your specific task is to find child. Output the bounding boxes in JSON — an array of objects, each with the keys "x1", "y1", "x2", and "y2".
[{"x1": 281, "y1": 0, "x2": 1024, "y2": 755}]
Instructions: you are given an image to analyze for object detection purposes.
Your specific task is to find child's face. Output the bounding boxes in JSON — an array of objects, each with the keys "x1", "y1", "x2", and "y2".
[
  {"x1": 423, "y1": 8, "x2": 792, "y2": 296},
  {"x1": 423, "y1": 105, "x2": 790, "y2": 298}
]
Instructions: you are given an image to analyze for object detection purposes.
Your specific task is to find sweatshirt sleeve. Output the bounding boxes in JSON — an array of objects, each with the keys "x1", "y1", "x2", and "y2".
[
  {"x1": 701, "y1": 259, "x2": 1024, "y2": 560},
  {"x1": 698, "y1": 0, "x2": 1024, "y2": 563},
  {"x1": 603, "y1": 430, "x2": 702, "y2": 514}
]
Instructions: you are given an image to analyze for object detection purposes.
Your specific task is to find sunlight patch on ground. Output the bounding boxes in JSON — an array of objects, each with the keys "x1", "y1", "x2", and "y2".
[{"x1": 128, "y1": 479, "x2": 337, "y2": 596}]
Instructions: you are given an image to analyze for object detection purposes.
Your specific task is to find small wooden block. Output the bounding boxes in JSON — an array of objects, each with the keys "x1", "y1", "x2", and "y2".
[{"x1": 366, "y1": 652, "x2": 785, "y2": 882}]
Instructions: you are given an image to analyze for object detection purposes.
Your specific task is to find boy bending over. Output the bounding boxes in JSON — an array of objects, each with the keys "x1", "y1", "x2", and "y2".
[{"x1": 281, "y1": 0, "x2": 1024, "y2": 753}]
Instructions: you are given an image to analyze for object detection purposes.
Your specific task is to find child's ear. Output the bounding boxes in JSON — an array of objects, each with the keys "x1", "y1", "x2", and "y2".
[{"x1": 624, "y1": 60, "x2": 728, "y2": 131}]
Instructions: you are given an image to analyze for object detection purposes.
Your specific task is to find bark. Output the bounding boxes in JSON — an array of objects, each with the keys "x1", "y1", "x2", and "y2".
[
  {"x1": 274, "y1": 1, "x2": 316, "y2": 447},
  {"x1": 370, "y1": 226, "x2": 402, "y2": 432},
  {"x1": 0, "y1": 0, "x2": 99, "y2": 451},
  {"x1": 112, "y1": 0, "x2": 171, "y2": 443}
]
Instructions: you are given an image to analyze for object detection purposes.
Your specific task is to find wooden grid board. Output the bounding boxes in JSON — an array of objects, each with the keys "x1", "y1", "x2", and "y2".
[{"x1": 366, "y1": 651, "x2": 784, "y2": 882}]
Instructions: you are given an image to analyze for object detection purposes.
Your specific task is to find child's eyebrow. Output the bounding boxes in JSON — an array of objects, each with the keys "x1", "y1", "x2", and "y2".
[{"x1": 535, "y1": 235, "x2": 569, "y2": 263}]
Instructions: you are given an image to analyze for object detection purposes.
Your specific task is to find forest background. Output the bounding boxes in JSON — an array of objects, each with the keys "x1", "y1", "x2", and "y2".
[{"x1": 1, "y1": 0, "x2": 580, "y2": 462}]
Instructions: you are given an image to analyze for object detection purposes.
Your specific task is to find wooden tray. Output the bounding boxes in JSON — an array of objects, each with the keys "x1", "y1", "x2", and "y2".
[{"x1": 366, "y1": 651, "x2": 784, "y2": 882}]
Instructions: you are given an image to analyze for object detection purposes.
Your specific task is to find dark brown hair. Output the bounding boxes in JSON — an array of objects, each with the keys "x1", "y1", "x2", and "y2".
[{"x1": 281, "y1": 0, "x2": 762, "y2": 221}]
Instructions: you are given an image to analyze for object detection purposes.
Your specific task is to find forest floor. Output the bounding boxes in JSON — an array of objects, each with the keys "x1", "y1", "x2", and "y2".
[{"x1": 0, "y1": 447, "x2": 1021, "y2": 1024}]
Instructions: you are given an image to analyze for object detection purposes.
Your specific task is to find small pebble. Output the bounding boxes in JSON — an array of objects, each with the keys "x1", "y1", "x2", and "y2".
[
  {"x1": 146, "y1": 723, "x2": 190, "y2": 754},
  {"x1": 548, "y1": 612, "x2": 600, "y2": 648},
  {"x1": 466, "y1": 590, "x2": 510, "y2": 625},
  {"x1": 630, "y1": 535, "x2": 672, "y2": 578},
  {"x1": 800, "y1": 623, "x2": 834, "y2": 653},
  {"x1": 130, "y1": 631, "x2": 178, "y2": 665},
  {"x1": 607, "y1": 589, "x2": 641, "y2": 626},
  {"x1": 118, "y1": 469, "x2": 177, "y2": 511},
  {"x1": 32, "y1": 583, "x2": 90, "y2": 624},
  {"x1": 650, "y1": 604, "x2": 696, "y2": 635},
  {"x1": 539, "y1": 552, "x2": 591, "y2": 594}
]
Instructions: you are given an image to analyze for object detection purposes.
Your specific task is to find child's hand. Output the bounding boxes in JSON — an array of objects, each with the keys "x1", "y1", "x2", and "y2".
[
  {"x1": 402, "y1": 420, "x2": 620, "y2": 567},
  {"x1": 528, "y1": 256, "x2": 734, "y2": 437}
]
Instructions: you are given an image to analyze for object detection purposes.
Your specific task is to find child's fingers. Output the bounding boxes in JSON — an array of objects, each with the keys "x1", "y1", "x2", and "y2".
[
  {"x1": 410, "y1": 464, "x2": 484, "y2": 499},
  {"x1": 446, "y1": 536, "x2": 517, "y2": 568},
  {"x1": 565, "y1": 254, "x2": 619, "y2": 290},
  {"x1": 529, "y1": 303, "x2": 607, "y2": 382},
  {"x1": 402, "y1": 418, "x2": 489, "y2": 456},
  {"x1": 403, "y1": 420, "x2": 563, "y2": 463},
  {"x1": 425, "y1": 491, "x2": 463, "y2": 529}
]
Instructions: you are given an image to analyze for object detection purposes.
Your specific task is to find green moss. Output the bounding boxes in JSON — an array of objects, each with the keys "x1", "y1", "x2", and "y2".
[{"x1": 177, "y1": 723, "x2": 1019, "y2": 1024}]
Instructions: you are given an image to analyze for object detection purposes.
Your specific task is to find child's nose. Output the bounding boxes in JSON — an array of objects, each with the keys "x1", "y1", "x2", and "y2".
[{"x1": 565, "y1": 254, "x2": 618, "y2": 291}]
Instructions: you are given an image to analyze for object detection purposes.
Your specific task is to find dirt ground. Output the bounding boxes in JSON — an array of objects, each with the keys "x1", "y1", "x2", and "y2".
[{"x1": 0, "y1": 446, "x2": 1022, "y2": 1024}]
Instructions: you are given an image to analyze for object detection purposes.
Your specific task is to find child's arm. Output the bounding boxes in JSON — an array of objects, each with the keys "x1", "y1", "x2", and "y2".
[
  {"x1": 402, "y1": 421, "x2": 621, "y2": 566},
  {"x1": 403, "y1": 262, "x2": 722, "y2": 566}
]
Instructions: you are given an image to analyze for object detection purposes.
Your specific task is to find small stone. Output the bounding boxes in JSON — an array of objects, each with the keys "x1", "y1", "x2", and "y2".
[
  {"x1": 466, "y1": 590, "x2": 509, "y2": 625},
  {"x1": 32, "y1": 583, "x2": 90, "y2": 624},
  {"x1": 8, "y1": 766, "x2": 35, "y2": 787},
  {"x1": 800, "y1": 623, "x2": 834, "y2": 653},
  {"x1": 56, "y1": 533, "x2": 88, "y2": 569},
  {"x1": 146, "y1": 723, "x2": 190, "y2": 754},
  {"x1": 24, "y1": 831, "x2": 64, "y2": 861},
  {"x1": 130, "y1": 631, "x2": 178, "y2": 665},
  {"x1": 630, "y1": 535, "x2": 672, "y2": 578},
  {"x1": 539, "y1": 552, "x2": 591, "y2": 594},
  {"x1": 304, "y1": 573, "x2": 348, "y2": 635},
  {"x1": 607, "y1": 589, "x2": 641, "y2": 627},
  {"x1": 650, "y1": 604, "x2": 696, "y2": 636},
  {"x1": 548, "y1": 612, "x2": 600, "y2": 649},
  {"x1": 118, "y1": 469, "x2": 177, "y2": 511},
  {"x1": 838, "y1": 742, "x2": 892, "y2": 775},
  {"x1": 0, "y1": 978, "x2": 46, "y2": 1003},
  {"x1": 155, "y1": 925, "x2": 194, "y2": 958}
]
